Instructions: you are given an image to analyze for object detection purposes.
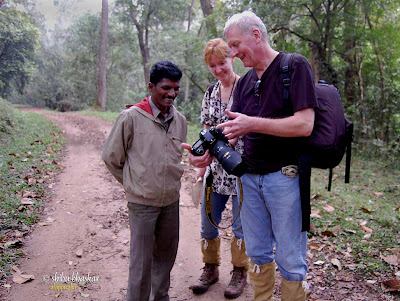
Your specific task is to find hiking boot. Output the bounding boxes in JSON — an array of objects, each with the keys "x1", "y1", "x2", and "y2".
[
  {"x1": 190, "y1": 263, "x2": 219, "y2": 294},
  {"x1": 224, "y1": 266, "x2": 247, "y2": 299}
]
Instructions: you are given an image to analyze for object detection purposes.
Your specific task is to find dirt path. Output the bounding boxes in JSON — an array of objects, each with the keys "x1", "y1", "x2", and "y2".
[{"x1": 3, "y1": 111, "x2": 253, "y2": 301}]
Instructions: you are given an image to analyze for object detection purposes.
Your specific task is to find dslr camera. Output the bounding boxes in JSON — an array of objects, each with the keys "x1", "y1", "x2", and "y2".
[{"x1": 191, "y1": 126, "x2": 247, "y2": 177}]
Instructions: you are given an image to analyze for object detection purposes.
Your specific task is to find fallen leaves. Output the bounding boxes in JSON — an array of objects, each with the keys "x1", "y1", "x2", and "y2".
[
  {"x1": 381, "y1": 277, "x2": 400, "y2": 292},
  {"x1": 360, "y1": 206, "x2": 372, "y2": 213},
  {"x1": 20, "y1": 198, "x2": 35, "y2": 205},
  {"x1": 380, "y1": 253, "x2": 400, "y2": 266},
  {"x1": 323, "y1": 204, "x2": 335, "y2": 212},
  {"x1": 11, "y1": 266, "x2": 35, "y2": 284},
  {"x1": 331, "y1": 258, "x2": 342, "y2": 270},
  {"x1": 4, "y1": 240, "x2": 23, "y2": 248},
  {"x1": 360, "y1": 225, "x2": 373, "y2": 233},
  {"x1": 13, "y1": 274, "x2": 35, "y2": 284}
]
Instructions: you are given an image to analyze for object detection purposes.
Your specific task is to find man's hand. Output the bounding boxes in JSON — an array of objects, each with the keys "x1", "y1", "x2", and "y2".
[
  {"x1": 216, "y1": 110, "x2": 252, "y2": 139},
  {"x1": 181, "y1": 143, "x2": 213, "y2": 168}
]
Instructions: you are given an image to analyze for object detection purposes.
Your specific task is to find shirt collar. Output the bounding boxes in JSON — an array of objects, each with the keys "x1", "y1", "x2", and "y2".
[{"x1": 149, "y1": 97, "x2": 175, "y2": 121}]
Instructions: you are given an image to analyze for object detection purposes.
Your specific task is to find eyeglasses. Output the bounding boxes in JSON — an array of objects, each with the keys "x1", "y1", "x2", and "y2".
[
  {"x1": 254, "y1": 79, "x2": 261, "y2": 97},
  {"x1": 254, "y1": 79, "x2": 261, "y2": 106}
]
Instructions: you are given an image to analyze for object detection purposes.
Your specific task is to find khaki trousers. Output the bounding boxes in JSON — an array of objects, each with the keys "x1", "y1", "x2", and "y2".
[{"x1": 127, "y1": 201, "x2": 179, "y2": 301}]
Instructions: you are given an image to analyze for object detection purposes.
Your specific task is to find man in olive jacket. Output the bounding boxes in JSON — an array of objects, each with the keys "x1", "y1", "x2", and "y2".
[{"x1": 102, "y1": 61, "x2": 187, "y2": 301}]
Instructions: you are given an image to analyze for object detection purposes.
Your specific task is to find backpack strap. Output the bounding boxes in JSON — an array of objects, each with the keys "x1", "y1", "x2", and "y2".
[
  {"x1": 299, "y1": 154, "x2": 312, "y2": 232},
  {"x1": 328, "y1": 168, "x2": 333, "y2": 191},
  {"x1": 281, "y1": 53, "x2": 296, "y2": 114},
  {"x1": 281, "y1": 53, "x2": 311, "y2": 232}
]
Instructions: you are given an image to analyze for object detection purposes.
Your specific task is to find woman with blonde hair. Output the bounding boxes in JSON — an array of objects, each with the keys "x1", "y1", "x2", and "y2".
[{"x1": 189, "y1": 38, "x2": 248, "y2": 299}]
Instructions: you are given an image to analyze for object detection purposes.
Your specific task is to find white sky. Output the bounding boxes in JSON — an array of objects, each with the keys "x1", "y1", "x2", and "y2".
[{"x1": 35, "y1": 0, "x2": 105, "y2": 27}]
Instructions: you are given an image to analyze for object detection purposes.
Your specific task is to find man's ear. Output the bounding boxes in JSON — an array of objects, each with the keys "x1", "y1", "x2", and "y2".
[
  {"x1": 148, "y1": 82, "x2": 155, "y2": 93},
  {"x1": 252, "y1": 28, "x2": 261, "y2": 43}
]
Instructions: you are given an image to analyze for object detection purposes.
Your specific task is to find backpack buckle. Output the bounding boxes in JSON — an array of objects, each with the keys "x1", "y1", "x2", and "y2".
[
  {"x1": 283, "y1": 78, "x2": 291, "y2": 86},
  {"x1": 281, "y1": 66, "x2": 289, "y2": 73}
]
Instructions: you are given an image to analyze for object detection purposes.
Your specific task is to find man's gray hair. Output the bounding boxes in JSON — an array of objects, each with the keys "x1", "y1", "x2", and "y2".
[{"x1": 224, "y1": 11, "x2": 268, "y2": 42}]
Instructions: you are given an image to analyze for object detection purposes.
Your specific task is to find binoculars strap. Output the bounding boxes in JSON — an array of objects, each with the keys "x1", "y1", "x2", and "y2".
[{"x1": 204, "y1": 173, "x2": 244, "y2": 229}]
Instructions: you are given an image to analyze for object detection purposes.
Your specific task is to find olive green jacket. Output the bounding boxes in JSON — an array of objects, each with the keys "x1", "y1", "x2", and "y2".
[{"x1": 102, "y1": 104, "x2": 187, "y2": 207}]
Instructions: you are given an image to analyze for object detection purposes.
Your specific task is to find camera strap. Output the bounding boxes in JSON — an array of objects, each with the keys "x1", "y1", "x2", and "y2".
[{"x1": 204, "y1": 172, "x2": 244, "y2": 229}]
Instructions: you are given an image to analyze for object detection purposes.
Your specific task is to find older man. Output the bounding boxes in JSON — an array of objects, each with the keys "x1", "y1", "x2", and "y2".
[{"x1": 218, "y1": 11, "x2": 317, "y2": 301}]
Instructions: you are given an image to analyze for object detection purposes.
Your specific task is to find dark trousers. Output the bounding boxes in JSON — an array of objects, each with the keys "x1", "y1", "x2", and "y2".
[{"x1": 127, "y1": 201, "x2": 179, "y2": 301}]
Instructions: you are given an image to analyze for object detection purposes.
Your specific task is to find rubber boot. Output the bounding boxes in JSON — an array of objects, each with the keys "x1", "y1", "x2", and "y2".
[
  {"x1": 281, "y1": 278, "x2": 307, "y2": 301},
  {"x1": 249, "y1": 260, "x2": 275, "y2": 301},
  {"x1": 190, "y1": 237, "x2": 220, "y2": 294},
  {"x1": 224, "y1": 237, "x2": 249, "y2": 299}
]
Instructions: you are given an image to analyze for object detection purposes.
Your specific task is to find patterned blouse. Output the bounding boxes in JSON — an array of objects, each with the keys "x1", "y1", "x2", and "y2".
[{"x1": 201, "y1": 80, "x2": 244, "y2": 195}]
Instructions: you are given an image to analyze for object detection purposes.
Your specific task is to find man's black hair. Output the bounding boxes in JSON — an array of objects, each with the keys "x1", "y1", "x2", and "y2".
[{"x1": 150, "y1": 61, "x2": 182, "y2": 86}]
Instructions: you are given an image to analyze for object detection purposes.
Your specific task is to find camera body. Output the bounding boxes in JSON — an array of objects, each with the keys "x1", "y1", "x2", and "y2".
[{"x1": 191, "y1": 126, "x2": 247, "y2": 177}]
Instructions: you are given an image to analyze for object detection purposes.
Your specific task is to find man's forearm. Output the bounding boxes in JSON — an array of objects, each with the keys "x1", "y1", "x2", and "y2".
[{"x1": 249, "y1": 109, "x2": 314, "y2": 137}]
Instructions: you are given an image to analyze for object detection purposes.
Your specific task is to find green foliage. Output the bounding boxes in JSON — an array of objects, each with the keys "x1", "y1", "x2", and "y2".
[
  {"x1": 186, "y1": 121, "x2": 202, "y2": 146},
  {"x1": 0, "y1": 100, "x2": 65, "y2": 278},
  {"x1": 0, "y1": 97, "x2": 16, "y2": 136},
  {"x1": 2, "y1": 0, "x2": 400, "y2": 163},
  {"x1": 0, "y1": 6, "x2": 40, "y2": 99}
]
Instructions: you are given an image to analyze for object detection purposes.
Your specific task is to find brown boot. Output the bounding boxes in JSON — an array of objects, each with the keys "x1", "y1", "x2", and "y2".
[
  {"x1": 281, "y1": 278, "x2": 308, "y2": 301},
  {"x1": 224, "y1": 266, "x2": 247, "y2": 299},
  {"x1": 249, "y1": 261, "x2": 275, "y2": 301},
  {"x1": 190, "y1": 263, "x2": 219, "y2": 294}
]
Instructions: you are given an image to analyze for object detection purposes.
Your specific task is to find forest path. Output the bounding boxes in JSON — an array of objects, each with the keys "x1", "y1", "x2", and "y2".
[{"x1": 5, "y1": 110, "x2": 253, "y2": 301}]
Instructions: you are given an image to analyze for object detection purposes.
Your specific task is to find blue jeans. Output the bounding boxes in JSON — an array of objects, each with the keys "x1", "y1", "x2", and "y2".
[
  {"x1": 200, "y1": 192, "x2": 244, "y2": 240},
  {"x1": 239, "y1": 172, "x2": 307, "y2": 281}
]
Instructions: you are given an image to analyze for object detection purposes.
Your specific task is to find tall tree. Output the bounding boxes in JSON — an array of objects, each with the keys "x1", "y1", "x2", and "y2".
[
  {"x1": 0, "y1": 6, "x2": 39, "y2": 98},
  {"x1": 96, "y1": 0, "x2": 108, "y2": 111},
  {"x1": 114, "y1": 0, "x2": 188, "y2": 86},
  {"x1": 115, "y1": 0, "x2": 158, "y2": 84}
]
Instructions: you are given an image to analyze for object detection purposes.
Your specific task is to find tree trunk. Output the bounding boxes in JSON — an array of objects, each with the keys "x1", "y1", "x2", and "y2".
[
  {"x1": 343, "y1": 3, "x2": 357, "y2": 109},
  {"x1": 309, "y1": 42, "x2": 320, "y2": 83},
  {"x1": 184, "y1": 0, "x2": 195, "y2": 103},
  {"x1": 96, "y1": 0, "x2": 108, "y2": 111},
  {"x1": 0, "y1": 0, "x2": 5, "y2": 8},
  {"x1": 128, "y1": 1, "x2": 155, "y2": 85},
  {"x1": 357, "y1": 55, "x2": 366, "y2": 151},
  {"x1": 366, "y1": 13, "x2": 386, "y2": 141},
  {"x1": 136, "y1": 24, "x2": 150, "y2": 84},
  {"x1": 200, "y1": 0, "x2": 217, "y2": 38}
]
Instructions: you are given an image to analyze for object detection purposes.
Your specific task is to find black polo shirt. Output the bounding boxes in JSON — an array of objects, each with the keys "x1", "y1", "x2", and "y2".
[{"x1": 231, "y1": 52, "x2": 318, "y2": 174}]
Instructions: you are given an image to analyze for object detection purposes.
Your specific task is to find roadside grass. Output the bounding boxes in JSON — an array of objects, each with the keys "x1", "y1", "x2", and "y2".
[
  {"x1": 0, "y1": 99, "x2": 65, "y2": 279},
  {"x1": 309, "y1": 158, "x2": 400, "y2": 287}
]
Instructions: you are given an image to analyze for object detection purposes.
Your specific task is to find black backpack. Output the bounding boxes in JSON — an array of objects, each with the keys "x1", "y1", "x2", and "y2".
[
  {"x1": 281, "y1": 53, "x2": 354, "y2": 231},
  {"x1": 280, "y1": 53, "x2": 354, "y2": 191}
]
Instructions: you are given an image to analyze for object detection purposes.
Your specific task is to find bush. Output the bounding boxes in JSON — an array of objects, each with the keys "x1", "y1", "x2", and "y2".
[{"x1": 0, "y1": 98, "x2": 17, "y2": 136}]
